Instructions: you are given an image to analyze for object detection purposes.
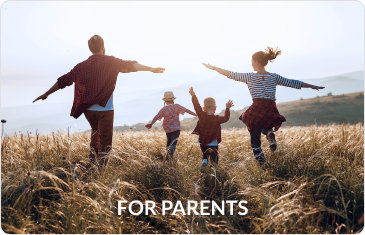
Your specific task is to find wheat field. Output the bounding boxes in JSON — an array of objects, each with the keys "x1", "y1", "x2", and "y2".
[{"x1": 1, "y1": 124, "x2": 364, "y2": 234}]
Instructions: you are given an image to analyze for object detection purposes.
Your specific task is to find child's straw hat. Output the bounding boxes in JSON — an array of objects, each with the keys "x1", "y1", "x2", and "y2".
[{"x1": 162, "y1": 91, "x2": 176, "y2": 101}]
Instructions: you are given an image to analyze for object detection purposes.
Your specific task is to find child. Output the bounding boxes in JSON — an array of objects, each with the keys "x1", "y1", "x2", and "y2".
[
  {"x1": 188, "y1": 87, "x2": 234, "y2": 171},
  {"x1": 202, "y1": 47, "x2": 325, "y2": 165},
  {"x1": 145, "y1": 91, "x2": 197, "y2": 160}
]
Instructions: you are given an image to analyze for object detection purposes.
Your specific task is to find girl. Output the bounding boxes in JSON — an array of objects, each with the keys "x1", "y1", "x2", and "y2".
[
  {"x1": 202, "y1": 47, "x2": 324, "y2": 165},
  {"x1": 145, "y1": 91, "x2": 197, "y2": 160}
]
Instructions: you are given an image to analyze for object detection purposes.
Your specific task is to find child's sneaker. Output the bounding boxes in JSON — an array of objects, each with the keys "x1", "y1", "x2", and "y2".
[
  {"x1": 200, "y1": 159, "x2": 208, "y2": 172},
  {"x1": 267, "y1": 130, "x2": 277, "y2": 151}
]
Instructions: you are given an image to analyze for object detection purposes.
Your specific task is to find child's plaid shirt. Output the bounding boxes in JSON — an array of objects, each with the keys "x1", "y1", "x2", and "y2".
[
  {"x1": 156, "y1": 104, "x2": 186, "y2": 133},
  {"x1": 191, "y1": 95, "x2": 230, "y2": 145},
  {"x1": 57, "y1": 55, "x2": 137, "y2": 118}
]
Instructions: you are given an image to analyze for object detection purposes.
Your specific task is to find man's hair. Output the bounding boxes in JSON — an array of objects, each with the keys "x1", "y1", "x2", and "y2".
[
  {"x1": 88, "y1": 35, "x2": 104, "y2": 54},
  {"x1": 204, "y1": 97, "x2": 216, "y2": 110}
]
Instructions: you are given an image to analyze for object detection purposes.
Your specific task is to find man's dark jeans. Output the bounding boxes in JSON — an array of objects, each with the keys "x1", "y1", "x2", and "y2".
[
  {"x1": 84, "y1": 110, "x2": 114, "y2": 166},
  {"x1": 166, "y1": 130, "x2": 180, "y2": 159},
  {"x1": 249, "y1": 126, "x2": 272, "y2": 164}
]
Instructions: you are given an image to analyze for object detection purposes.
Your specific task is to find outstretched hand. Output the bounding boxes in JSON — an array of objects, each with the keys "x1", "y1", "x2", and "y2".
[
  {"x1": 145, "y1": 124, "x2": 153, "y2": 129},
  {"x1": 226, "y1": 100, "x2": 234, "y2": 109},
  {"x1": 151, "y1": 67, "x2": 165, "y2": 73},
  {"x1": 33, "y1": 94, "x2": 48, "y2": 103},
  {"x1": 311, "y1": 85, "x2": 325, "y2": 91},
  {"x1": 202, "y1": 63, "x2": 215, "y2": 70},
  {"x1": 189, "y1": 87, "x2": 195, "y2": 96}
]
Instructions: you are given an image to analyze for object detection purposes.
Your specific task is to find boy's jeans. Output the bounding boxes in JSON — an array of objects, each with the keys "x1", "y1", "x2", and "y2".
[
  {"x1": 249, "y1": 126, "x2": 272, "y2": 164},
  {"x1": 200, "y1": 145, "x2": 219, "y2": 164},
  {"x1": 166, "y1": 130, "x2": 180, "y2": 159}
]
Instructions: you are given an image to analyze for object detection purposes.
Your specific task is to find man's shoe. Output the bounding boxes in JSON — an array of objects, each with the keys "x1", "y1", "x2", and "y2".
[{"x1": 267, "y1": 130, "x2": 277, "y2": 151}]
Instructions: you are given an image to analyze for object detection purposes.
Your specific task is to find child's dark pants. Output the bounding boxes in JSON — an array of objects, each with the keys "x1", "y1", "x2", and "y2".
[
  {"x1": 200, "y1": 145, "x2": 219, "y2": 164},
  {"x1": 249, "y1": 126, "x2": 271, "y2": 164},
  {"x1": 166, "y1": 130, "x2": 180, "y2": 159}
]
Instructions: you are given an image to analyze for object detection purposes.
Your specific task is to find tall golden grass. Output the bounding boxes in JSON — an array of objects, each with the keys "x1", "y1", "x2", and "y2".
[{"x1": 1, "y1": 124, "x2": 364, "y2": 233}]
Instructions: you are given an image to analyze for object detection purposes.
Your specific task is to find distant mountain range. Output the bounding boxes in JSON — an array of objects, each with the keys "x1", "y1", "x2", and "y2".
[{"x1": 1, "y1": 71, "x2": 363, "y2": 134}]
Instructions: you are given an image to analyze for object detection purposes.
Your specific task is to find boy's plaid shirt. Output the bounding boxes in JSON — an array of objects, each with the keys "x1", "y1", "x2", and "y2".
[
  {"x1": 57, "y1": 55, "x2": 137, "y2": 119},
  {"x1": 191, "y1": 95, "x2": 230, "y2": 145}
]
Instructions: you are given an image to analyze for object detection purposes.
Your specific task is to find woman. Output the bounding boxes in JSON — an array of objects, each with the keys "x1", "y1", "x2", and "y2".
[{"x1": 202, "y1": 47, "x2": 324, "y2": 165}]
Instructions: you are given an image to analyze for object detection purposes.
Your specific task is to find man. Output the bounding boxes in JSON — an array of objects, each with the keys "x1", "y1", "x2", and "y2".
[{"x1": 33, "y1": 35, "x2": 165, "y2": 166}]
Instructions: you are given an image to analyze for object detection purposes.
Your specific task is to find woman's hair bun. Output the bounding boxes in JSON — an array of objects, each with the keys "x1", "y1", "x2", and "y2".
[
  {"x1": 252, "y1": 46, "x2": 282, "y2": 66},
  {"x1": 265, "y1": 47, "x2": 282, "y2": 61}
]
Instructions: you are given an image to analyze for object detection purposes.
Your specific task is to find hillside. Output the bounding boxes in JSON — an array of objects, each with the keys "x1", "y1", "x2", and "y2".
[
  {"x1": 276, "y1": 92, "x2": 364, "y2": 126},
  {"x1": 115, "y1": 92, "x2": 364, "y2": 132}
]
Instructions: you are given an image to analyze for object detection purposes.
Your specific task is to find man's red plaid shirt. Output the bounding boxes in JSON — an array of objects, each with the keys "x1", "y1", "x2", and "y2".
[
  {"x1": 239, "y1": 98, "x2": 286, "y2": 132},
  {"x1": 57, "y1": 55, "x2": 137, "y2": 118},
  {"x1": 191, "y1": 95, "x2": 230, "y2": 145}
]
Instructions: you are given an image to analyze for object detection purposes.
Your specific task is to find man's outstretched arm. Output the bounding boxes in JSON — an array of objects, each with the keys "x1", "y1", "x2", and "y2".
[
  {"x1": 33, "y1": 82, "x2": 60, "y2": 103},
  {"x1": 133, "y1": 63, "x2": 165, "y2": 73}
]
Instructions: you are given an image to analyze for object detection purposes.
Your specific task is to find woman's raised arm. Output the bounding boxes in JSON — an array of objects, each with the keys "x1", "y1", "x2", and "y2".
[
  {"x1": 301, "y1": 82, "x2": 325, "y2": 91},
  {"x1": 202, "y1": 63, "x2": 230, "y2": 77}
]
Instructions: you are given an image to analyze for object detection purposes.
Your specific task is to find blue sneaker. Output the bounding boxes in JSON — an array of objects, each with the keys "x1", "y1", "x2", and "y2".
[{"x1": 200, "y1": 159, "x2": 208, "y2": 172}]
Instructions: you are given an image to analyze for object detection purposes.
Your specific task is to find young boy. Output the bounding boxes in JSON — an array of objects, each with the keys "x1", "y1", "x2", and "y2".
[
  {"x1": 146, "y1": 91, "x2": 197, "y2": 160},
  {"x1": 188, "y1": 87, "x2": 234, "y2": 171}
]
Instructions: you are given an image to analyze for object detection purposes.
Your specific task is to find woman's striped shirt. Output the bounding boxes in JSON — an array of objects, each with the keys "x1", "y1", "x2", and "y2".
[{"x1": 228, "y1": 72, "x2": 302, "y2": 100}]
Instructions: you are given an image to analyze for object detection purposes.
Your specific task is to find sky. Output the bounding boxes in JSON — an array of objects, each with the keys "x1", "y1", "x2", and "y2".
[
  {"x1": 0, "y1": 1, "x2": 364, "y2": 133},
  {"x1": 1, "y1": 1, "x2": 363, "y2": 78}
]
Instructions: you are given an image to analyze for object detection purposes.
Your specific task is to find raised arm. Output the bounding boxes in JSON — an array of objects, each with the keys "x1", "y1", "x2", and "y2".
[
  {"x1": 189, "y1": 87, "x2": 204, "y2": 118},
  {"x1": 202, "y1": 63, "x2": 251, "y2": 84},
  {"x1": 33, "y1": 65, "x2": 78, "y2": 103},
  {"x1": 146, "y1": 107, "x2": 165, "y2": 129},
  {"x1": 133, "y1": 63, "x2": 165, "y2": 73},
  {"x1": 217, "y1": 100, "x2": 234, "y2": 123},
  {"x1": 33, "y1": 81, "x2": 60, "y2": 103},
  {"x1": 145, "y1": 116, "x2": 159, "y2": 129},
  {"x1": 301, "y1": 82, "x2": 325, "y2": 91},
  {"x1": 202, "y1": 63, "x2": 230, "y2": 77},
  {"x1": 275, "y1": 74, "x2": 325, "y2": 90},
  {"x1": 185, "y1": 109, "x2": 197, "y2": 117}
]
